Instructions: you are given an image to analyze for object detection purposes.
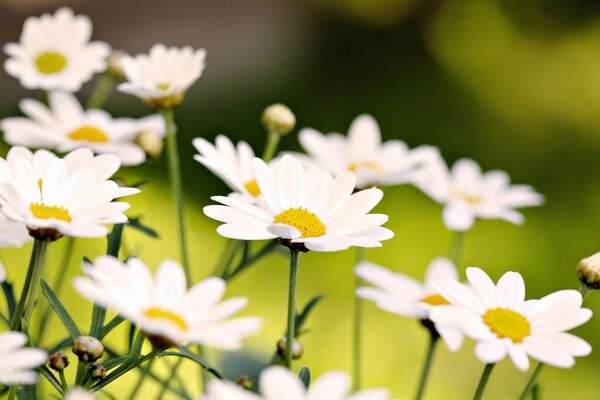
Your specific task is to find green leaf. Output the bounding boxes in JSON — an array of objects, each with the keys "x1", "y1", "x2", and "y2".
[
  {"x1": 40, "y1": 280, "x2": 81, "y2": 339},
  {"x1": 1, "y1": 282, "x2": 16, "y2": 319},
  {"x1": 126, "y1": 217, "x2": 159, "y2": 238},
  {"x1": 48, "y1": 336, "x2": 73, "y2": 354},
  {"x1": 159, "y1": 346, "x2": 223, "y2": 379},
  {"x1": 299, "y1": 367, "x2": 311, "y2": 388},
  {"x1": 38, "y1": 365, "x2": 64, "y2": 394},
  {"x1": 294, "y1": 295, "x2": 325, "y2": 335},
  {"x1": 106, "y1": 223, "x2": 125, "y2": 257},
  {"x1": 98, "y1": 315, "x2": 126, "y2": 340}
]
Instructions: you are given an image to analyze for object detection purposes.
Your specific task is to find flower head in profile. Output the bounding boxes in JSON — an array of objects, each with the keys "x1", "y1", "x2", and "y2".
[
  {"x1": 298, "y1": 114, "x2": 439, "y2": 189},
  {"x1": 4, "y1": 7, "x2": 110, "y2": 92},
  {"x1": 74, "y1": 256, "x2": 262, "y2": 350},
  {"x1": 0, "y1": 147, "x2": 138, "y2": 240},
  {"x1": 203, "y1": 365, "x2": 389, "y2": 400},
  {"x1": 414, "y1": 158, "x2": 543, "y2": 232},
  {"x1": 204, "y1": 155, "x2": 393, "y2": 252},
  {"x1": 430, "y1": 267, "x2": 592, "y2": 371},
  {"x1": 1, "y1": 91, "x2": 165, "y2": 166},
  {"x1": 356, "y1": 257, "x2": 463, "y2": 350},
  {"x1": 118, "y1": 44, "x2": 206, "y2": 109},
  {"x1": 0, "y1": 331, "x2": 47, "y2": 385}
]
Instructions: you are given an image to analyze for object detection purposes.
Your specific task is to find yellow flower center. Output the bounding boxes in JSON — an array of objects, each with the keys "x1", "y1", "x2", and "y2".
[
  {"x1": 30, "y1": 203, "x2": 72, "y2": 222},
  {"x1": 420, "y1": 294, "x2": 450, "y2": 306},
  {"x1": 143, "y1": 307, "x2": 188, "y2": 331},
  {"x1": 244, "y1": 180, "x2": 261, "y2": 197},
  {"x1": 483, "y1": 308, "x2": 531, "y2": 343},
  {"x1": 348, "y1": 161, "x2": 383, "y2": 175},
  {"x1": 452, "y1": 190, "x2": 483, "y2": 204},
  {"x1": 156, "y1": 83, "x2": 171, "y2": 91},
  {"x1": 273, "y1": 208, "x2": 326, "y2": 238},
  {"x1": 35, "y1": 51, "x2": 68, "y2": 74},
  {"x1": 68, "y1": 126, "x2": 109, "y2": 143}
]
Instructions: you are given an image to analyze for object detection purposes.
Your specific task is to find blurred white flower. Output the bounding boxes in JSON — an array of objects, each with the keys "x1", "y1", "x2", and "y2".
[
  {"x1": 430, "y1": 267, "x2": 592, "y2": 371},
  {"x1": 414, "y1": 158, "x2": 543, "y2": 232},
  {"x1": 356, "y1": 257, "x2": 464, "y2": 350},
  {"x1": 204, "y1": 155, "x2": 393, "y2": 252},
  {"x1": 0, "y1": 260, "x2": 5, "y2": 282},
  {"x1": 0, "y1": 331, "x2": 47, "y2": 385},
  {"x1": 64, "y1": 387, "x2": 96, "y2": 400},
  {"x1": 203, "y1": 365, "x2": 389, "y2": 400},
  {"x1": 1, "y1": 91, "x2": 165, "y2": 166},
  {"x1": 0, "y1": 215, "x2": 30, "y2": 249},
  {"x1": 0, "y1": 147, "x2": 138, "y2": 239},
  {"x1": 118, "y1": 44, "x2": 206, "y2": 108},
  {"x1": 298, "y1": 114, "x2": 439, "y2": 189},
  {"x1": 74, "y1": 256, "x2": 262, "y2": 350},
  {"x1": 3, "y1": 7, "x2": 110, "y2": 92}
]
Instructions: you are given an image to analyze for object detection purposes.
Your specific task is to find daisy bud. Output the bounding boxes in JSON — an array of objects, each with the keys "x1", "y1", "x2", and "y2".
[
  {"x1": 235, "y1": 375, "x2": 253, "y2": 390},
  {"x1": 577, "y1": 251, "x2": 600, "y2": 290},
  {"x1": 276, "y1": 336, "x2": 303, "y2": 360},
  {"x1": 107, "y1": 50, "x2": 127, "y2": 80},
  {"x1": 48, "y1": 352, "x2": 70, "y2": 371},
  {"x1": 72, "y1": 336, "x2": 104, "y2": 362},
  {"x1": 261, "y1": 104, "x2": 296, "y2": 136},
  {"x1": 135, "y1": 130, "x2": 164, "y2": 159},
  {"x1": 88, "y1": 363, "x2": 106, "y2": 380}
]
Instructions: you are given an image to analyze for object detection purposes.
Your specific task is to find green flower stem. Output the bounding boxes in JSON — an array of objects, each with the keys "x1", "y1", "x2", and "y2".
[
  {"x1": 161, "y1": 109, "x2": 192, "y2": 284},
  {"x1": 10, "y1": 238, "x2": 49, "y2": 331},
  {"x1": 211, "y1": 239, "x2": 241, "y2": 278},
  {"x1": 285, "y1": 249, "x2": 301, "y2": 368},
  {"x1": 129, "y1": 354, "x2": 157, "y2": 400},
  {"x1": 86, "y1": 73, "x2": 115, "y2": 109},
  {"x1": 74, "y1": 359, "x2": 88, "y2": 387},
  {"x1": 518, "y1": 363, "x2": 544, "y2": 400},
  {"x1": 155, "y1": 358, "x2": 183, "y2": 399},
  {"x1": 262, "y1": 130, "x2": 280, "y2": 162},
  {"x1": 450, "y1": 231, "x2": 466, "y2": 266},
  {"x1": 352, "y1": 246, "x2": 367, "y2": 390},
  {"x1": 415, "y1": 331, "x2": 440, "y2": 400},
  {"x1": 59, "y1": 370, "x2": 69, "y2": 391},
  {"x1": 472, "y1": 363, "x2": 495, "y2": 400}
]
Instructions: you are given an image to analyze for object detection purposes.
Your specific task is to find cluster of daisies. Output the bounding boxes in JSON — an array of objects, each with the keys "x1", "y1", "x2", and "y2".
[{"x1": 0, "y1": 6, "x2": 595, "y2": 400}]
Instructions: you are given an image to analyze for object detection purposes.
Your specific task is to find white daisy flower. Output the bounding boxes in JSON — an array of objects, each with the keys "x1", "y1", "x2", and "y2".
[
  {"x1": 4, "y1": 7, "x2": 110, "y2": 92},
  {"x1": 0, "y1": 331, "x2": 47, "y2": 385},
  {"x1": 64, "y1": 387, "x2": 97, "y2": 400},
  {"x1": 118, "y1": 44, "x2": 206, "y2": 109},
  {"x1": 414, "y1": 158, "x2": 543, "y2": 232},
  {"x1": 1, "y1": 91, "x2": 165, "y2": 166},
  {"x1": 203, "y1": 155, "x2": 394, "y2": 252},
  {"x1": 73, "y1": 256, "x2": 262, "y2": 350},
  {"x1": 0, "y1": 260, "x2": 5, "y2": 282},
  {"x1": 298, "y1": 114, "x2": 439, "y2": 189},
  {"x1": 203, "y1": 365, "x2": 389, "y2": 400},
  {"x1": 0, "y1": 215, "x2": 30, "y2": 249},
  {"x1": 356, "y1": 257, "x2": 464, "y2": 350},
  {"x1": 430, "y1": 267, "x2": 593, "y2": 371},
  {"x1": 0, "y1": 147, "x2": 138, "y2": 240}
]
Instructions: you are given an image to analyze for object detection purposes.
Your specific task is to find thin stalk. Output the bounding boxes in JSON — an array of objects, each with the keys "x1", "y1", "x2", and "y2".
[
  {"x1": 414, "y1": 332, "x2": 440, "y2": 400},
  {"x1": 10, "y1": 239, "x2": 49, "y2": 330},
  {"x1": 155, "y1": 358, "x2": 183, "y2": 399},
  {"x1": 450, "y1": 231, "x2": 466, "y2": 266},
  {"x1": 7, "y1": 386, "x2": 17, "y2": 400},
  {"x1": 59, "y1": 370, "x2": 68, "y2": 391},
  {"x1": 472, "y1": 363, "x2": 495, "y2": 400},
  {"x1": 285, "y1": 249, "x2": 300, "y2": 368},
  {"x1": 211, "y1": 239, "x2": 241, "y2": 277},
  {"x1": 518, "y1": 363, "x2": 544, "y2": 400},
  {"x1": 86, "y1": 73, "x2": 115, "y2": 109},
  {"x1": 75, "y1": 360, "x2": 89, "y2": 387},
  {"x1": 352, "y1": 246, "x2": 367, "y2": 390},
  {"x1": 161, "y1": 109, "x2": 192, "y2": 284},
  {"x1": 129, "y1": 355, "x2": 157, "y2": 400},
  {"x1": 262, "y1": 130, "x2": 280, "y2": 162}
]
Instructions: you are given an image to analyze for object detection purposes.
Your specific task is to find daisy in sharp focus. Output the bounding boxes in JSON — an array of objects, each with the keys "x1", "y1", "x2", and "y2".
[
  {"x1": 356, "y1": 257, "x2": 464, "y2": 350},
  {"x1": 298, "y1": 114, "x2": 440, "y2": 189},
  {"x1": 73, "y1": 256, "x2": 262, "y2": 350},
  {"x1": 1, "y1": 91, "x2": 165, "y2": 166},
  {"x1": 118, "y1": 44, "x2": 206, "y2": 109},
  {"x1": 203, "y1": 365, "x2": 389, "y2": 400},
  {"x1": 0, "y1": 147, "x2": 138, "y2": 240},
  {"x1": 203, "y1": 155, "x2": 394, "y2": 252},
  {"x1": 0, "y1": 331, "x2": 47, "y2": 385},
  {"x1": 4, "y1": 7, "x2": 110, "y2": 92},
  {"x1": 414, "y1": 157, "x2": 543, "y2": 232},
  {"x1": 429, "y1": 267, "x2": 592, "y2": 371}
]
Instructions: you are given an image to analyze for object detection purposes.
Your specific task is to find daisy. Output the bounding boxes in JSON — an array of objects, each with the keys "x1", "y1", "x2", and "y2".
[
  {"x1": 1, "y1": 91, "x2": 165, "y2": 165},
  {"x1": 0, "y1": 260, "x2": 5, "y2": 282},
  {"x1": 356, "y1": 257, "x2": 464, "y2": 350},
  {"x1": 414, "y1": 158, "x2": 543, "y2": 232},
  {"x1": 298, "y1": 114, "x2": 439, "y2": 189},
  {"x1": 0, "y1": 147, "x2": 138, "y2": 240},
  {"x1": 73, "y1": 256, "x2": 262, "y2": 350},
  {"x1": 203, "y1": 365, "x2": 389, "y2": 400},
  {"x1": 118, "y1": 44, "x2": 206, "y2": 109},
  {"x1": 64, "y1": 387, "x2": 97, "y2": 400},
  {"x1": 0, "y1": 215, "x2": 30, "y2": 248},
  {"x1": 430, "y1": 267, "x2": 592, "y2": 371},
  {"x1": 4, "y1": 7, "x2": 110, "y2": 92},
  {"x1": 0, "y1": 331, "x2": 47, "y2": 385},
  {"x1": 203, "y1": 155, "x2": 394, "y2": 252}
]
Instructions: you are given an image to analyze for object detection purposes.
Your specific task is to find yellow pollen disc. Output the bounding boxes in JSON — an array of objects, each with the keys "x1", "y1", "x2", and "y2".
[
  {"x1": 420, "y1": 294, "x2": 450, "y2": 306},
  {"x1": 156, "y1": 83, "x2": 171, "y2": 91},
  {"x1": 273, "y1": 208, "x2": 326, "y2": 238},
  {"x1": 35, "y1": 51, "x2": 67, "y2": 74},
  {"x1": 244, "y1": 180, "x2": 261, "y2": 197},
  {"x1": 483, "y1": 308, "x2": 531, "y2": 343},
  {"x1": 30, "y1": 203, "x2": 72, "y2": 222},
  {"x1": 453, "y1": 190, "x2": 483, "y2": 204},
  {"x1": 144, "y1": 307, "x2": 188, "y2": 331},
  {"x1": 348, "y1": 161, "x2": 383, "y2": 175},
  {"x1": 68, "y1": 126, "x2": 109, "y2": 143}
]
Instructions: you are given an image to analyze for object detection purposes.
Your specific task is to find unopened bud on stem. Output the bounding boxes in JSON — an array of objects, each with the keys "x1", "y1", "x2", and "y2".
[
  {"x1": 276, "y1": 336, "x2": 303, "y2": 360},
  {"x1": 262, "y1": 104, "x2": 296, "y2": 136},
  {"x1": 577, "y1": 251, "x2": 600, "y2": 290},
  {"x1": 89, "y1": 363, "x2": 106, "y2": 380},
  {"x1": 72, "y1": 336, "x2": 104, "y2": 362},
  {"x1": 48, "y1": 352, "x2": 70, "y2": 371}
]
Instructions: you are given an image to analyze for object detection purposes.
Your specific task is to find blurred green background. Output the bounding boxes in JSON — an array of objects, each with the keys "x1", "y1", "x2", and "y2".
[{"x1": 1, "y1": 0, "x2": 600, "y2": 398}]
